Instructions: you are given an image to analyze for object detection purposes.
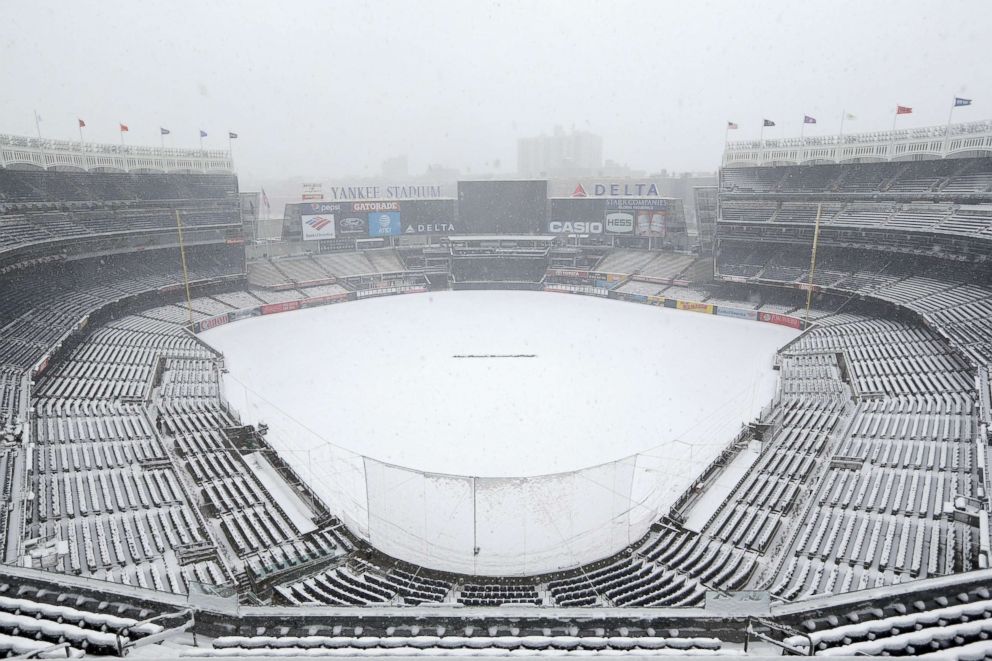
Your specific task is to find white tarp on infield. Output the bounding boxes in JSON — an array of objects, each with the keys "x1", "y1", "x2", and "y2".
[{"x1": 203, "y1": 290, "x2": 795, "y2": 575}]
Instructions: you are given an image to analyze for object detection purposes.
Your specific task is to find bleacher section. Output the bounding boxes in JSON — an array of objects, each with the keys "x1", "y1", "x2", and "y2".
[
  {"x1": 0, "y1": 170, "x2": 237, "y2": 206},
  {"x1": 0, "y1": 170, "x2": 240, "y2": 259},
  {"x1": 0, "y1": 245, "x2": 243, "y2": 371},
  {"x1": 721, "y1": 158, "x2": 992, "y2": 197},
  {"x1": 713, "y1": 154, "x2": 992, "y2": 609}
]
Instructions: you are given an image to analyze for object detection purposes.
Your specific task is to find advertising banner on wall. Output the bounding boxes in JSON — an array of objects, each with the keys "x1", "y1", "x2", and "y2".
[
  {"x1": 229, "y1": 308, "x2": 262, "y2": 322},
  {"x1": 198, "y1": 315, "x2": 230, "y2": 331},
  {"x1": 302, "y1": 213, "x2": 336, "y2": 240},
  {"x1": 369, "y1": 212, "x2": 402, "y2": 236},
  {"x1": 559, "y1": 181, "x2": 664, "y2": 198},
  {"x1": 302, "y1": 182, "x2": 324, "y2": 200},
  {"x1": 301, "y1": 292, "x2": 352, "y2": 308},
  {"x1": 299, "y1": 202, "x2": 342, "y2": 241},
  {"x1": 716, "y1": 306, "x2": 758, "y2": 321},
  {"x1": 399, "y1": 199, "x2": 457, "y2": 235},
  {"x1": 547, "y1": 198, "x2": 607, "y2": 234},
  {"x1": 605, "y1": 199, "x2": 671, "y2": 237},
  {"x1": 261, "y1": 301, "x2": 301, "y2": 315},
  {"x1": 676, "y1": 301, "x2": 714, "y2": 314},
  {"x1": 605, "y1": 211, "x2": 635, "y2": 234},
  {"x1": 336, "y1": 213, "x2": 368, "y2": 236},
  {"x1": 351, "y1": 201, "x2": 402, "y2": 237},
  {"x1": 758, "y1": 311, "x2": 804, "y2": 329}
]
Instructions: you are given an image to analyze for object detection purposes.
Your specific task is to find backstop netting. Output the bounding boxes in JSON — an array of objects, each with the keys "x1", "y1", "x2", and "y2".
[{"x1": 261, "y1": 424, "x2": 716, "y2": 576}]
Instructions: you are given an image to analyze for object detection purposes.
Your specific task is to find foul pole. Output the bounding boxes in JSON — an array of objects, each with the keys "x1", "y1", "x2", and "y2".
[
  {"x1": 804, "y1": 203, "x2": 823, "y2": 326},
  {"x1": 175, "y1": 210, "x2": 194, "y2": 327}
]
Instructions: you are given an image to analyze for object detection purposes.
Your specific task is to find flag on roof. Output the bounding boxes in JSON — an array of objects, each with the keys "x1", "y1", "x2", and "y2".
[
  {"x1": 845, "y1": 112, "x2": 857, "y2": 120},
  {"x1": 763, "y1": 119, "x2": 775, "y2": 127},
  {"x1": 199, "y1": 130, "x2": 208, "y2": 138},
  {"x1": 160, "y1": 127, "x2": 170, "y2": 135},
  {"x1": 261, "y1": 187, "x2": 271, "y2": 209},
  {"x1": 803, "y1": 115, "x2": 816, "y2": 124},
  {"x1": 727, "y1": 121, "x2": 738, "y2": 129},
  {"x1": 119, "y1": 123, "x2": 129, "y2": 132},
  {"x1": 228, "y1": 131, "x2": 238, "y2": 139},
  {"x1": 896, "y1": 105, "x2": 913, "y2": 115},
  {"x1": 954, "y1": 97, "x2": 972, "y2": 107},
  {"x1": 77, "y1": 119, "x2": 85, "y2": 128}
]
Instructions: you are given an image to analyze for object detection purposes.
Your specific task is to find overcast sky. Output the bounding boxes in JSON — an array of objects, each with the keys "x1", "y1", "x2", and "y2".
[{"x1": 2, "y1": 0, "x2": 990, "y2": 188}]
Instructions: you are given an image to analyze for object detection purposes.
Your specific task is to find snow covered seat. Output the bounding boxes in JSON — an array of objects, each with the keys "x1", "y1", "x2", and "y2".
[
  {"x1": 785, "y1": 598, "x2": 992, "y2": 652},
  {"x1": 0, "y1": 633, "x2": 84, "y2": 658},
  {"x1": 917, "y1": 640, "x2": 992, "y2": 659},
  {"x1": 210, "y1": 634, "x2": 725, "y2": 653},
  {"x1": 0, "y1": 611, "x2": 122, "y2": 651},
  {"x1": 0, "y1": 595, "x2": 163, "y2": 636},
  {"x1": 188, "y1": 647, "x2": 740, "y2": 657},
  {"x1": 813, "y1": 619, "x2": 992, "y2": 657}
]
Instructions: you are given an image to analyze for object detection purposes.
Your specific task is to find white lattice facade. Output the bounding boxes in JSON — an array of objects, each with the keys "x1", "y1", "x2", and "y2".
[
  {"x1": 723, "y1": 119, "x2": 992, "y2": 167},
  {"x1": 0, "y1": 133, "x2": 233, "y2": 173}
]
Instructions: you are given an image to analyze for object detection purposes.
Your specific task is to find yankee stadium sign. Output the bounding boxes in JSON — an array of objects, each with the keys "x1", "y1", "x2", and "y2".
[{"x1": 324, "y1": 184, "x2": 452, "y2": 200}]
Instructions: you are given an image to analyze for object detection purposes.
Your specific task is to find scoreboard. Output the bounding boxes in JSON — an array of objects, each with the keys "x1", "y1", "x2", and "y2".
[{"x1": 457, "y1": 180, "x2": 548, "y2": 234}]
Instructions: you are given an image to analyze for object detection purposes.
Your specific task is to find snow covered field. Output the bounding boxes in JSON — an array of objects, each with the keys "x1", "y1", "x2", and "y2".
[
  {"x1": 205, "y1": 291, "x2": 794, "y2": 475},
  {"x1": 202, "y1": 290, "x2": 796, "y2": 574}
]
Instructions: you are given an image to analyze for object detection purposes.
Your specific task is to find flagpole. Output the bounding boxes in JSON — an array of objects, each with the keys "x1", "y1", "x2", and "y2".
[
  {"x1": 891, "y1": 108, "x2": 899, "y2": 133},
  {"x1": 839, "y1": 110, "x2": 846, "y2": 139},
  {"x1": 120, "y1": 123, "x2": 125, "y2": 146},
  {"x1": 161, "y1": 130, "x2": 165, "y2": 149},
  {"x1": 33, "y1": 110, "x2": 42, "y2": 138},
  {"x1": 78, "y1": 123, "x2": 84, "y2": 144},
  {"x1": 942, "y1": 100, "x2": 956, "y2": 156},
  {"x1": 759, "y1": 122, "x2": 766, "y2": 165},
  {"x1": 199, "y1": 134, "x2": 204, "y2": 150}
]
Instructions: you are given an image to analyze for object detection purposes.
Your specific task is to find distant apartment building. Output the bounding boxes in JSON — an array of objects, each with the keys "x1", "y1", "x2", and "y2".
[{"x1": 517, "y1": 126, "x2": 604, "y2": 177}]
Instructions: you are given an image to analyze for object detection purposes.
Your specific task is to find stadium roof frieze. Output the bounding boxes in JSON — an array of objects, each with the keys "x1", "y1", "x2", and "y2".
[
  {"x1": 722, "y1": 119, "x2": 992, "y2": 167},
  {"x1": 0, "y1": 132, "x2": 233, "y2": 173}
]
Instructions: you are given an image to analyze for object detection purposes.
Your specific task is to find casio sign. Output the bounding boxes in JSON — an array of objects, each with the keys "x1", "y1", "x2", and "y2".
[
  {"x1": 605, "y1": 212, "x2": 634, "y2": 233},
  {"x1": 549, "y1": 221, "x2": 603, "y2": 234}
]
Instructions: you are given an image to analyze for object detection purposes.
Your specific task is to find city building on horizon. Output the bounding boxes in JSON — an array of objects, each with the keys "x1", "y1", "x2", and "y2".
[{"x1": 517, "y1": 125, "x2": 603, "y2": 178}]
